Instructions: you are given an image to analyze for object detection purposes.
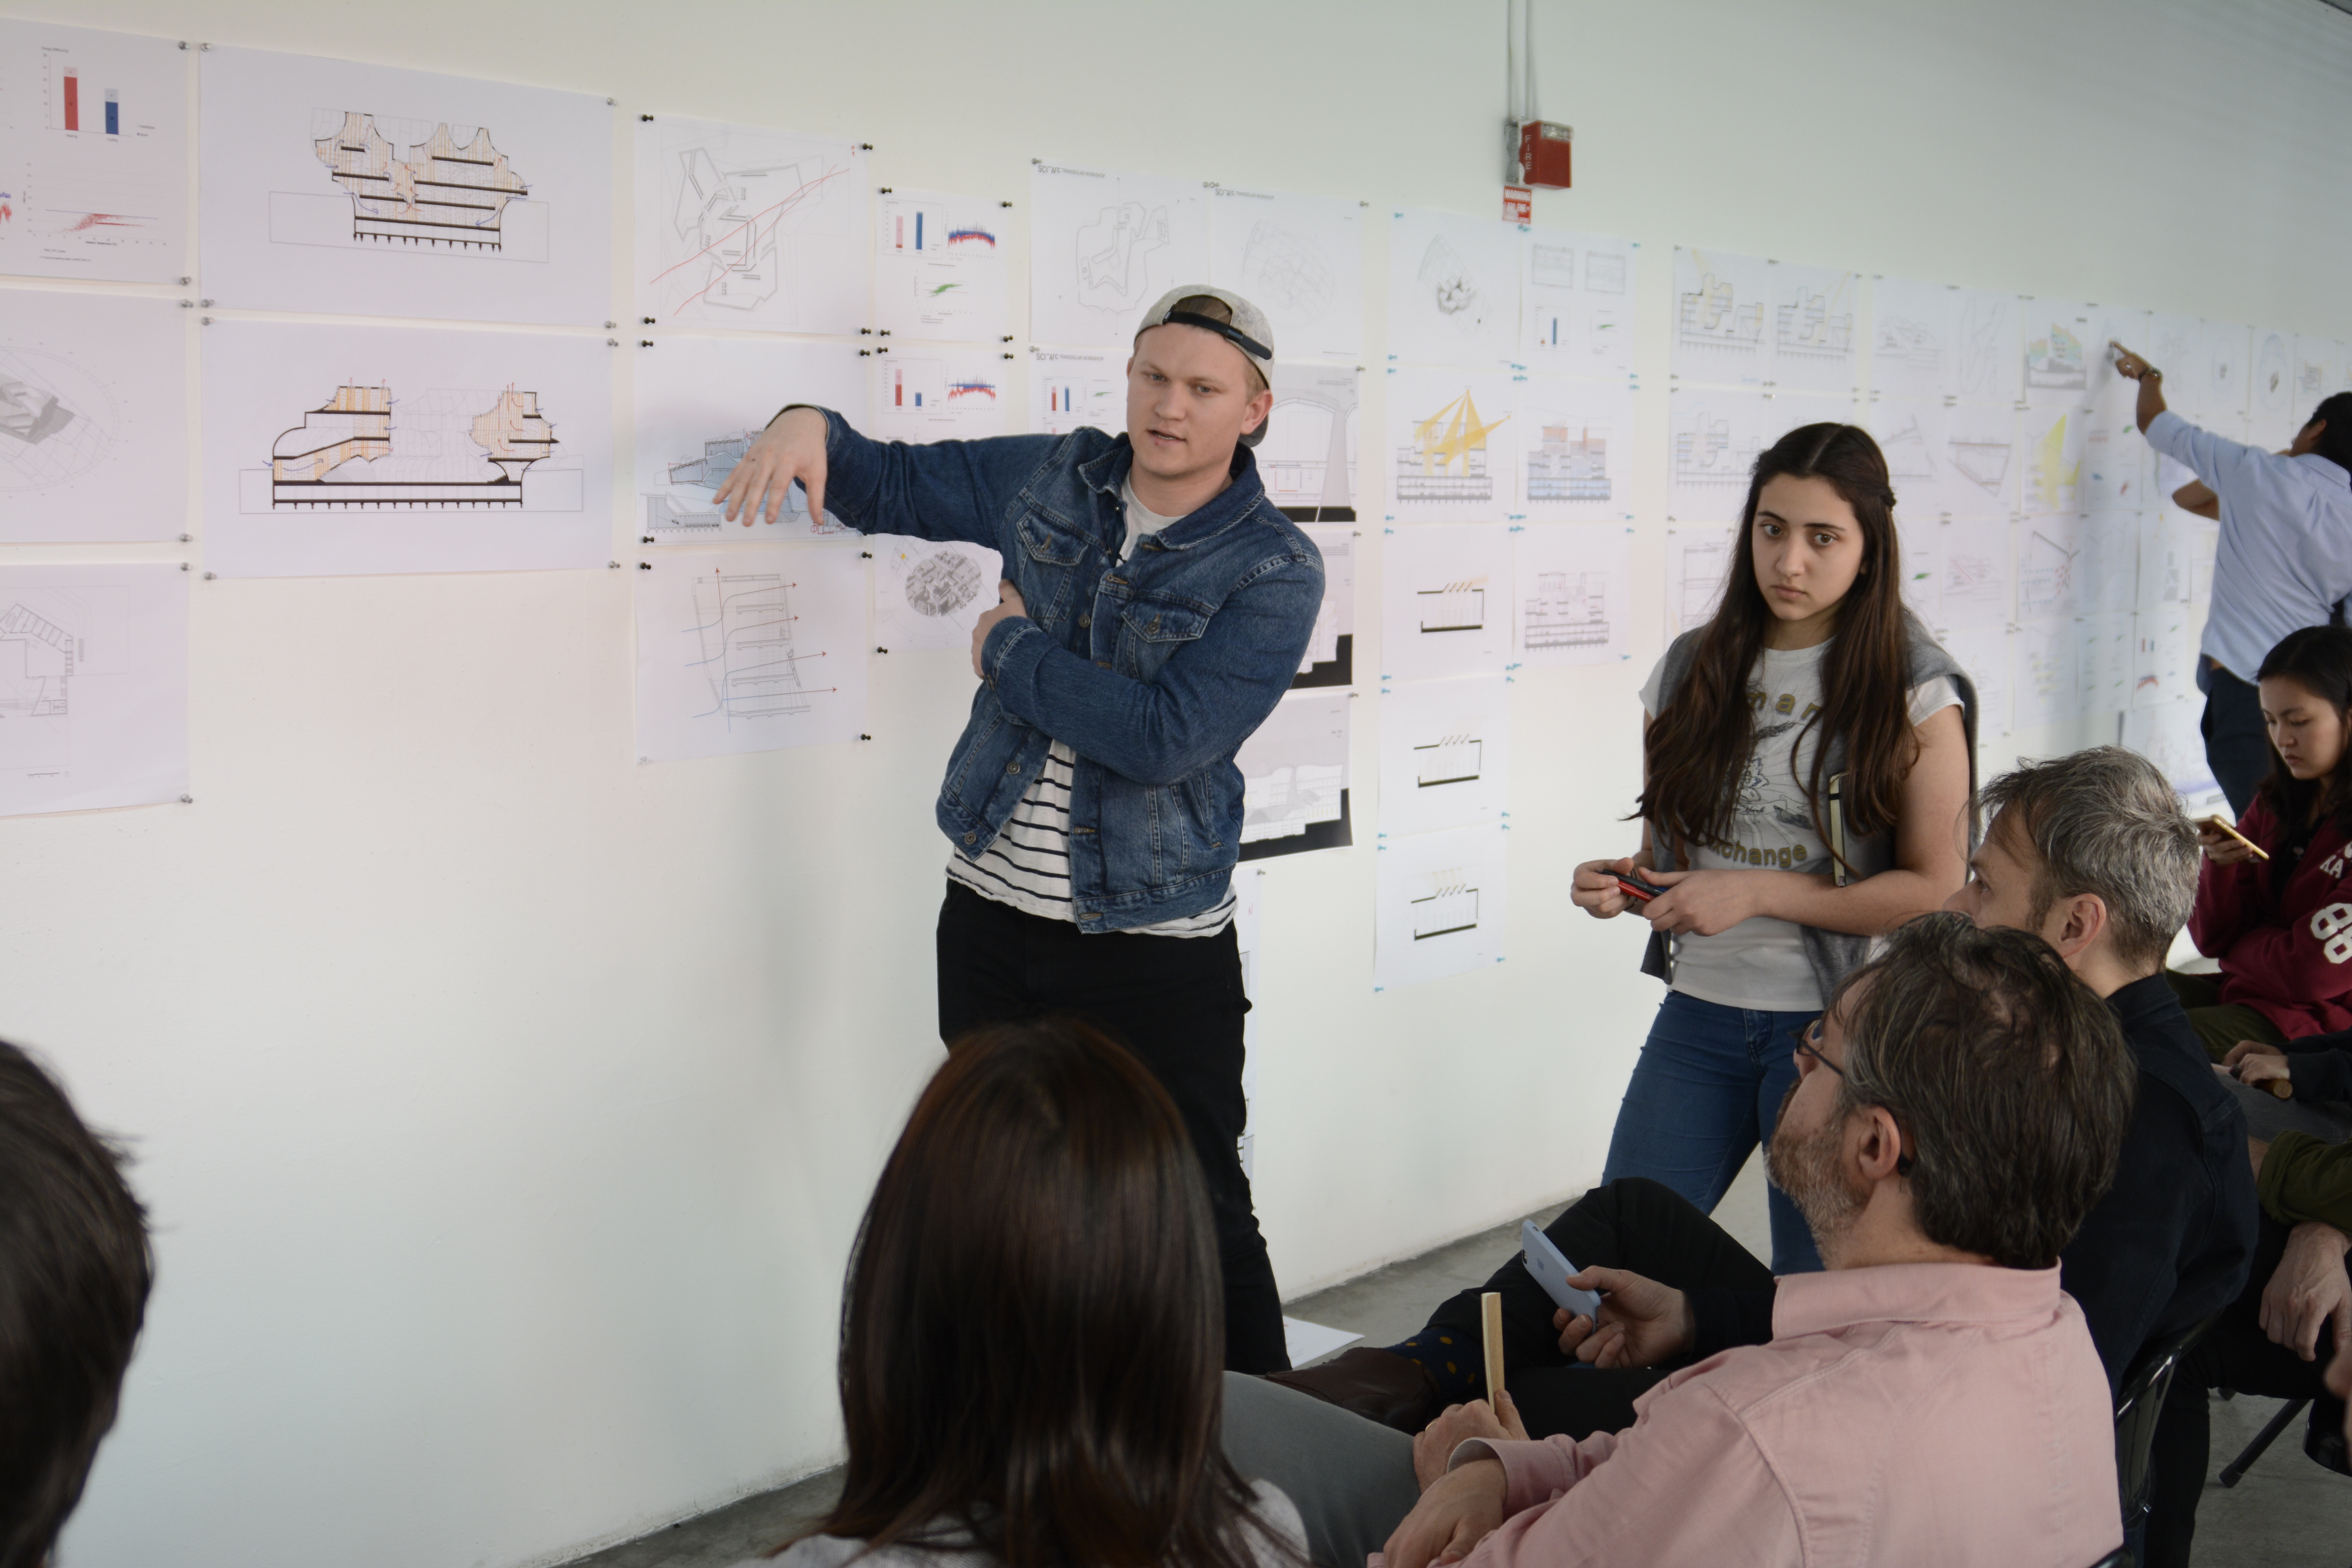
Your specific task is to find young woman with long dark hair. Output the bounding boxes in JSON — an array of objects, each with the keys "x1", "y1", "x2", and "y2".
[
  {"x1": 2173, "y1": 624, "x2": 2352, "y2": 1064},
  {"x1": 763, "y1": 1018, "x2": 1303, "y2": 1568},
  {"x1": 1570, "y1": 424, "x2": 1976, "y2": 1272}
]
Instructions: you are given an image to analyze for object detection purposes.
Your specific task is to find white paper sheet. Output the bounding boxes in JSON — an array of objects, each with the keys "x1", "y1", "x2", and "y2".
[
  {"x1": 1942, "y1": 403, "x2": 2018, "y2": 517},
  {"x1": 1520, "y1": 226, "x2": 1635, "y2": 378},
  {"x1": 2013, "y1": 618, "x2": 2080, "y2": 731},
  {"x1": 0, "y1": 563, "x2": 185, "y2": 816},
  {"x1": 1029, "y1": 348, "x2": 1122, "y2": 437},
  {"x1": 1513, "y1": 523, "x2": 1630, "y2": 666},
  {"x1": 635, "y1": 334, "x2": 865, "y2": 544},
  {"x1": 1864, "y1": 398, "x2": 1946, "y2": 526},
  {"x1": 2014, "y1": 515, "x2": 2082, "y2": 621},
  {"x1": 203, "y1": 320, "x2": 610, "y2": 577},
  {"x1": 2081, "y1": 403, "x2": 2151, "y2": 511},
  {"x1": 1379, "y1": 523, "x2": 1512, "y2": 682},
  {"x1": 1947, "y1": 287, "x2": 2020, "y2": 406},
  {"x1": 2199, "y1": 321, "x2": 2252, "y2": 420},
  {"x1": 1935, "y1": 519, "x2": 2010, "y2": 631},
  {"x1": 1664, "y1": 523, "x2": 1740, "y2": 637},
  {"x1": 1236, "y1": 689, "x2": 1349, "y2": 843},
  {"x1": 1385, "y1": 368, "x2": 1517, "y2": 522},
  {"x1": 2133, "y1": 608, "x2": 2194, "y2": 709},
  {"x1": 2122, "y1": 699, "x2": 2220, "y2": 798},
  {"x1": 1765, "y1": 259, "x2": 1861, "y2": 396},
  {"x1": 1869, "y1": 277, "x2": 1953, "y2": 405},
  {"x1": 2295, "y1": 336, "x2": 2343, "y2": 409},
  {"x1": 2021, "y1": 300, "x2": 2096, "y2": 408},
  {"x1": 2138, "y1": 511, "x2": 2218, "y2": 609},
  {"x1": 1670, "y1": 245, "x2": 1771, "y2": 387},
  {"x1": 1374, "y1": 822, "x2": 1507, "y2": 991},
  {"x1": 633, "y1": 116, "x2": 867, "y2": 335},
  {"x1": 2251, "y1": 328, "x2": 2296, "y2": 427},
  {"x1": 2144, "y1": 313, "x2": 2203, "y2": 421},
  {"x1": 1209, "y1": 184, "x2": 1362, "y2": 364},
  {"x1": 0, "y1": 288, "x2": 185, "y2": 542},
  {"x1": 1666, "y1": 386, "x2": 1763, "y2": 517},
  {"x1": 634, "y1": 546, "x2": 868, "y2": 762},
  {"x1": 1759, "y1": 390, "x2": 1857, "y2": 454},
  {"x1": 1378, "y1": 672, "x2": 1509, "y2": 837},
  {"x1": 200, "y1": 46, "x2": 612, "y2": 325},
  {"x1": 1298, "y1": 522, "x2": 1356, "y2": 676},
  {"x1": 1895, "y1": 521, "x2": 1939, "y2": 623},
  {"x1": 1283, "y1": 1318, "x2": 1364, "y2": 1367},
  {"x1": 0, "y1": 18, "x2": 188, "y2": 283},
  {"x1": 1261, "y1": 365, "x2": 1358, "y2": 511},
  {"x1": 872, "y1": 537, "x2": 1002, "y2": 652},
  {"x1": 2076, "y1": 611, "x2": 2134, "y2": 714},
  {"x1": 873, "y1": 189, "x2": 1008, "y2": 343},
  {"x1": 2079, "y1": 512, "x2": 2140, "y2": 615},
  {"x1": 869, "y1": 350, "x2": 1009, "y2": 445},
  {"x1": 2017, "y1": 405, "x2": 2085, "y2": 517},
  {"x1": 1937, "y1": 622, "x2": 2011, "y2": 742},
  {"x1": 1514, "y1": 377, "x2": 1632, "y2": 521},
  {"x1": 1388, "y1": 208, "x2": 1519, "y2": 369},
  {"x1": 1029, "y1": 160, "x2": 1208, "y2": 349}
]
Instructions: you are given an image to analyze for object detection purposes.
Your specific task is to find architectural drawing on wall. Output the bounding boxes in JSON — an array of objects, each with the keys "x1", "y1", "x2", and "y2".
[
  {"x1": 2138, "y1": 511, "x2": 2218, "y2": 609},
  {"x1": 1513, "y1": 523, "x2": 1630, "y2": 665},
  {"x1": 1209, "y1": 186, "x2": 1362, "y2": 363},
  {"x1": 0, "y1": 599, "x2": 71, "y2": 717},
  {"x1": 1388, "y1": 208, "x2": 1518, "y2": 367},
  {"x1": 1664, "y1": 524, "x2": 1738, "y2": 637},
  {"x1": 1667, "y1": 388, "x2": 1764, "y2": 512},
  {"x1": 1260, "y1": 364, "x2": 1357, "y2": 510},
  {"x1": 1671, "y1": 245, "x2": 1769, "y2": 385},
  {"x1": 2082, "y1": 413, "x2": 2147, "y2": 509},
  {"x1": 2015, "y1": 520, "x2": 2080, "y2": 619},
  {"x1": 1896, "y1": 521, "x2": 1937, "y2": 621},
  {"x1": 2020, "y1": 407, "x2": 2082, "y2": 516},
  {"x1": 1386, "y1": 370, "x2": 1515, "y2": 520},
  {"x1": 1032, "y1": 161, "x2": 1207, "y2": 348},
  {"x1": 1515, "y1": 377, "x2": 1630, "y2": 521},
  {"x1": 636, "y1": 117, "x2": 866, "y2": 334},
  {"x1": 1520, "y1": 225, "x2": 1636, "y2": 376},
  {"x1": 1943, "y1": 403, "x2": 2016, "y2": 516},
  {"x1": 1870, "y1": 276, "x2": 1950, "y2": 403},
  {"x1": 1950, "y1": 289, "x2": 2020, "y2": 405},
  {"x1": 2145, "y1": 313, "x2": 2201, "y2": 419},
  {"x1": 1294, "y1": 523, "x2": 1356, "y2": 684},
  {"x1": 239, "y1": 381, "x2": 578, "y2": 513},
  {"x1": 2023, "y1": 303, "x2": 2092, "y2": 402},
  {"x1": 2080, "y1": 511, "x2": 2140, "y2": 615},
  {"x1": 633, "y1": 546, "x2": 867, "y2": 762},
  {"x1": 1938, "y1": 622, "x2": 2011, "y2": 742},
  {"x1": 1380, "y1": 523, "x2": 1511, "y2": 681},
  {"x1": 1373, "y1": 821, "x2": 1507, "y2": 991},
  {"x1": 2122, "y1": 699, "x2": 2220, "y2": 801},
  {"x1": 2252, "y1": 329, "x2": 2294, "y2": 424},
  {"x1": 1379, "y1": 672, "x2": 1509, "y2": 837},
  {"x1": 2077, "y1": 611, "x2": 2133, "y2": 712},
  {"x1": 635, "y1": 334, "x2": 862, "y2": 544},
  {"x1": 1235, "y1": 689, "x2": 1349, "y2": 850},
  {"x1": 1767, "y1": 261, "x2": 1859, "y2": 394},
  {"x1": 296, "y1": 111, "x2": 529, "y2": 252},
  {"x1": 2013, "y1": 617, "x2": 2079, "y2": 731},
  {"x1": 870, "y1": 352, "x2": 1009, "y2": 445},
  {"x1": 873, "y1": 537, "x2": 1001, "y2": 652},
  {"x1": 0, "y1": 19, "x2": 189, "y2": 282},
  {"x1": 2201, "y1": 321, "x2": 2251, "y2": 419},
  {"x1": 0, "y1": 348, "x2": 111, "y2": 492},
  {"x1": 874, "y1": 189, "x2": 1010, "y2": 342},
  {"x1": 1030, "y1": 348, "x2": 1122, "y2": 438},
  {"x1": 2296, "y1": 337, "x2": 2344, "y2": 405},
  {"x1": 2134, "y1": 610, "x2": 2192, "y2": 709},
  {"x1": 1936, "y1": 528, "x2": 2009, "y2": 630},
  {"x1": 1866, "y1": 399, "x2": 1943, "y2": 520}
]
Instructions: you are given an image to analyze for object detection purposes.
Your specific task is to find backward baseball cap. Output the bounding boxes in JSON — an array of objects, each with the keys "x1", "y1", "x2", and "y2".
[{"x1": 1134, "y1": 285, "x2": 1275, "y2": 448}]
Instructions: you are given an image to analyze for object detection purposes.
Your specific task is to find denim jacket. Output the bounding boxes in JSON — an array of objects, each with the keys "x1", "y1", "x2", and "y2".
[{"x1": 811, "y1": 410, "x2": 1324, "y2": 931}]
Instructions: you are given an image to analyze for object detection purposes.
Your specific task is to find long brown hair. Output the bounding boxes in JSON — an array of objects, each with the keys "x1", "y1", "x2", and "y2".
[
  {"x1": 1640, "y1": 423, "x2": 1918, "y2": 861},
  {"x1": 795, "y1": 1018, "x2": 1279, "y2": 1568}
]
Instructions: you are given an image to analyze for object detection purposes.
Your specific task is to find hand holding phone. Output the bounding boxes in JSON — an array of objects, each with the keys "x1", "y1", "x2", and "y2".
[
  {"x1": 1615, "y1": 869, "x2": 1667, "y2": 903},
  {"x1": 1521, "y1": 1221, "x2": 1604, "y2": 1319},
  {"x1": 2198, "y1": 814, "x2": 2269, "y2": 864}
]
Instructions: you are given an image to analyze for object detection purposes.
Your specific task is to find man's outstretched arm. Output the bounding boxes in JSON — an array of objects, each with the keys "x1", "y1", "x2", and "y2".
[{"x1": 712, "y1": 406, "x2": 1057, "y2": 550}]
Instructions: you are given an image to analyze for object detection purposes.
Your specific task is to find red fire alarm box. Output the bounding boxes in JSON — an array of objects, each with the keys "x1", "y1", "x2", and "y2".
[{"x1": 1517, "y1": 121, "x2": 1573, "y2": 189}]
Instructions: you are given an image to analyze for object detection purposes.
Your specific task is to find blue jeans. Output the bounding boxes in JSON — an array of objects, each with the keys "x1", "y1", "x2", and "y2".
[{"x1": 1601, "y1": 990, "x2": 1824, "y2": 1274}]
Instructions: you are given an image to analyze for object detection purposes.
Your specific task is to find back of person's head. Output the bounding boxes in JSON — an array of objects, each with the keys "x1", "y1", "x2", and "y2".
[
  {"x1": 2304, "y1": 391, "x2": 2352, "y2": 474},
  {"x1": 809, "y1": 1018, "x2": 1273, "y2": 1568},
  {"x1": 1643, "y1": 422, "x2": 1915, "y2": 854},
  {"x1": 0, "y1": 1040, "x2": 152, "y2": 1568},
  {"x1": 1978, "y1": 747, "x2": 2199, "y2": 973},
  {"x1": 1831, "y1": 913, "x2": 2134, "y2": 1269},
  {"x1": 2255, "y1": 623, "x2": 2352, "y2": 830}
]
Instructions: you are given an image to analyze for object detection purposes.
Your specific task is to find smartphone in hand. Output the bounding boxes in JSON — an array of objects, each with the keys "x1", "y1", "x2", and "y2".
[
  {"x1": 1522, "y1": 1221, "x2": 1604, "y2": 1319},
  {"x1": 1616, "y1": 869, "x2": 1667, "y2": 902}
]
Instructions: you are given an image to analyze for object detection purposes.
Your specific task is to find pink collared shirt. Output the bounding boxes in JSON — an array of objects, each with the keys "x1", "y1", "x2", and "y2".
[{"x1": 1450, "y1": 1263, "x2": 2119, "y2": 1568}]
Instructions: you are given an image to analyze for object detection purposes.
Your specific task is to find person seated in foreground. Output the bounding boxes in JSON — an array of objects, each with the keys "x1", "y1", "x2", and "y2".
[
  {"x1": 1270, "y1": 748, "x2": 2255, "y2": 1443},
  {"x1": 2144, "y1": 1111, "x2": 2352, "y2": 1565},
  {"x1": 0, "y1": 1038, "x2": 153, "y2": 1568},
  {"x1": 761, "y1": 1018, "x2": 1303, "y2": 1568},
  {"x1": 1223, "y1": 915, "x2": 2134, "y2": 1568},
  {"x1": 2168, "y1": 624, "x2": 2352, "y2": 1061}
]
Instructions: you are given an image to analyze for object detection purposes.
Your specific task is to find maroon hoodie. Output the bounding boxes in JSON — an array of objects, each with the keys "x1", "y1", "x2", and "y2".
[{"x1": 2191, "y1": 794, "x2": 2352, "y2": 1039}]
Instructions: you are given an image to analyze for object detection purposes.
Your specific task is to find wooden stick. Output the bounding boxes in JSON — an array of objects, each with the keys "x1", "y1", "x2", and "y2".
[
  {"x1": 1481, "y1": 1291, "x2": 1505, "y2": 1405},
  {"x1": 2202, "y1": 814, "x2": 2271, "y2": 861},
  {"x1": 2267, "y1": 1076, "x2": 2294, "y2": 1100}
]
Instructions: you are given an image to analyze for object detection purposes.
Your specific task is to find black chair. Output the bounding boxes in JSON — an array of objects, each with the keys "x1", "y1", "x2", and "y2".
[
  {"x1": 2084, "y1": 1549, "x2": 2132, "y2": 1568},
  {"x1": 2218, "y1": 1394, "x2": 2312, "y2": 1486},
  {"x1": 2112, "y1": 1314, "x2": 2220, "y2": 1534}
]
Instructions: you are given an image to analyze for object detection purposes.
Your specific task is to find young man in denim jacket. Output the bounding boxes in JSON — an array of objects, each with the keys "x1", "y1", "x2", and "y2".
[{"x1": 715, "y1": 287, "x2": 1321, "y2": 1371}]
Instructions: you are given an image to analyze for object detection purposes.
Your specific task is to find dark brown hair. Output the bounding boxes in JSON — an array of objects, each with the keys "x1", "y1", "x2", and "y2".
[
  {"x1": 2255, "y1": 623, "x2": 2352, "y2": 837},
  {"x1": 1639, "y1": 423, "x2": 1917, "y2": 864},
  {"x1": 796, "y1": 1018, "x2": 1279, "y2": 1568},
  {"x1": 1831, "y1": 914, "x2": 2134, "y2": 1270},
  {"x1": 0, "y1": 1038, "x2": 153, "y2": 1568}
]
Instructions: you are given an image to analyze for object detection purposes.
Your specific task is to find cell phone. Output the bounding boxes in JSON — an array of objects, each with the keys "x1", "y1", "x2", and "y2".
[
  {"x1": 1521, "y1": 1221, "x2": 1603, "y2": 1319},
  {"x1": 1615, "y1": 869, "x2": 1667, "y2": 902},
  {"x1": 2198, "y1": 814, "x2": 2271, "y2": 861}
]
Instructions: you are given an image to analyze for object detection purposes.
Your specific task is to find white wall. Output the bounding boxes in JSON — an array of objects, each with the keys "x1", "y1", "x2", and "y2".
[{"x1": 4, "y1": 3, "x2": 2348, "y2": 1566}]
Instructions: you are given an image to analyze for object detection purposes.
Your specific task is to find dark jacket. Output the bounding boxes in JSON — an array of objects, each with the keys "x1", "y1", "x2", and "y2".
[{"x1": 1690, "y1": 974, "x2": 2259, "y2": 1389}]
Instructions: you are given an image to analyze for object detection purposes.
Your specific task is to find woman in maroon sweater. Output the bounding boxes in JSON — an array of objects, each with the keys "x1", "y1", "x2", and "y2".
[{"x1": 2173, "y1": 624, "x2": 2352, "y2": 1059}]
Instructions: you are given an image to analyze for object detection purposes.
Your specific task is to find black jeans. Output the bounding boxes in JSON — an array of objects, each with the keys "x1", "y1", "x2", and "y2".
[
  {"x1": 2203, "y1": 660, "x2": 2270, "y2": 816},
  {"x1": 934, "y1": 881, "x2": 1289, "y2": 1373},
  {"x1": 1420, "y1": 1177, "x2": 1773, "y2": 1438},
  {"x1": 2144, "y1": 1211, "x2": 2352, "y2": 1568}
]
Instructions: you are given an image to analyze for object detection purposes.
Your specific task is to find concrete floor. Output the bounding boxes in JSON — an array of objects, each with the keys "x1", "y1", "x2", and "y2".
[{"x1": 565, "y1": 1154, "x2": 2352, "y2": 1568}]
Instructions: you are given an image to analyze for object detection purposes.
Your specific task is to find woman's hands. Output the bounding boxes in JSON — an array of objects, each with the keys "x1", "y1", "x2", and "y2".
[
  {"x1": 2197, "y1": 818, "x2": 2260, "y2": 866},
  {"x1": 1569, "y1": 860, "x2": 1785, "y2": 936},
  {"x1": 1571, "y1": 857, "x2": 1641, "y2": 919}
]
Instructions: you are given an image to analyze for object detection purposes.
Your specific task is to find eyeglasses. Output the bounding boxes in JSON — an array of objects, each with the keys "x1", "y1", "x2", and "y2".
[{"x1": 1786, "y1": 1020, "x2": 1914, "y2": 1176}]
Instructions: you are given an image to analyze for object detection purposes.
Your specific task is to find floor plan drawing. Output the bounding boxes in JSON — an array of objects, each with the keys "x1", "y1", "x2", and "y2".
[
  {"x1": 1387, "y1": 370, "x2": 1515, "y2": 521},
  {"x1": 0, "y1": 599, "x2": 71, "y2": 717},
  {"x1": 634, "y1": 546, "x2": 867, "y2": 762},
  {"x1": 0, "y1": 564, "x2": 187, "y2": 818},
  {"x1": 1032, "y1": 161, "x2": 1207, "y2": 348},
  {"x1": 1374, "y1": 821, "x2": 1508, "y2": 991},
  {"x1": 1209, "y1": 186, "x2": 1362, "y2": 363},
  {"x1": 1388, "y1": 208, "x2": 1519, "y2": 367},
  {"x1": 637, "y1": 117, "x2": 866, "y2": 334},
  {"x1": 874, "y1": 537, "x2": 1002, "y2": 652}
]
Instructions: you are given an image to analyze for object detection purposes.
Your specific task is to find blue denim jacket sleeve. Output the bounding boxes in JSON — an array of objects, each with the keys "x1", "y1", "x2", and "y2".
[
  {"x1": 801, "y1": 404, "x2": 1060, "y2": 554},
  {"x1": 977, "y1": 546, "x2": 1322, "y2": 786}
]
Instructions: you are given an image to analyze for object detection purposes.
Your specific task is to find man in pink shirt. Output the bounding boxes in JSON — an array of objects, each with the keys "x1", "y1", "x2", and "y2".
[{"x1": 1224, "y1": 915, "x2": 2134, "y2": 1568}]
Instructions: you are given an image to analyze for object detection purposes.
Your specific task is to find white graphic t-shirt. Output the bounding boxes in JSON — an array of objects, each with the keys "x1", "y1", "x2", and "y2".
[{"x1": 1639, "y1": 640, "x2": 1958, "y2": 1011}]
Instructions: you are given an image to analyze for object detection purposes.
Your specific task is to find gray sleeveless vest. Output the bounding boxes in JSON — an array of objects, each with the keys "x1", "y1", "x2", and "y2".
[{"x1": 1639, "y1": 608, "x2": 1979, "y2": 1007}]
